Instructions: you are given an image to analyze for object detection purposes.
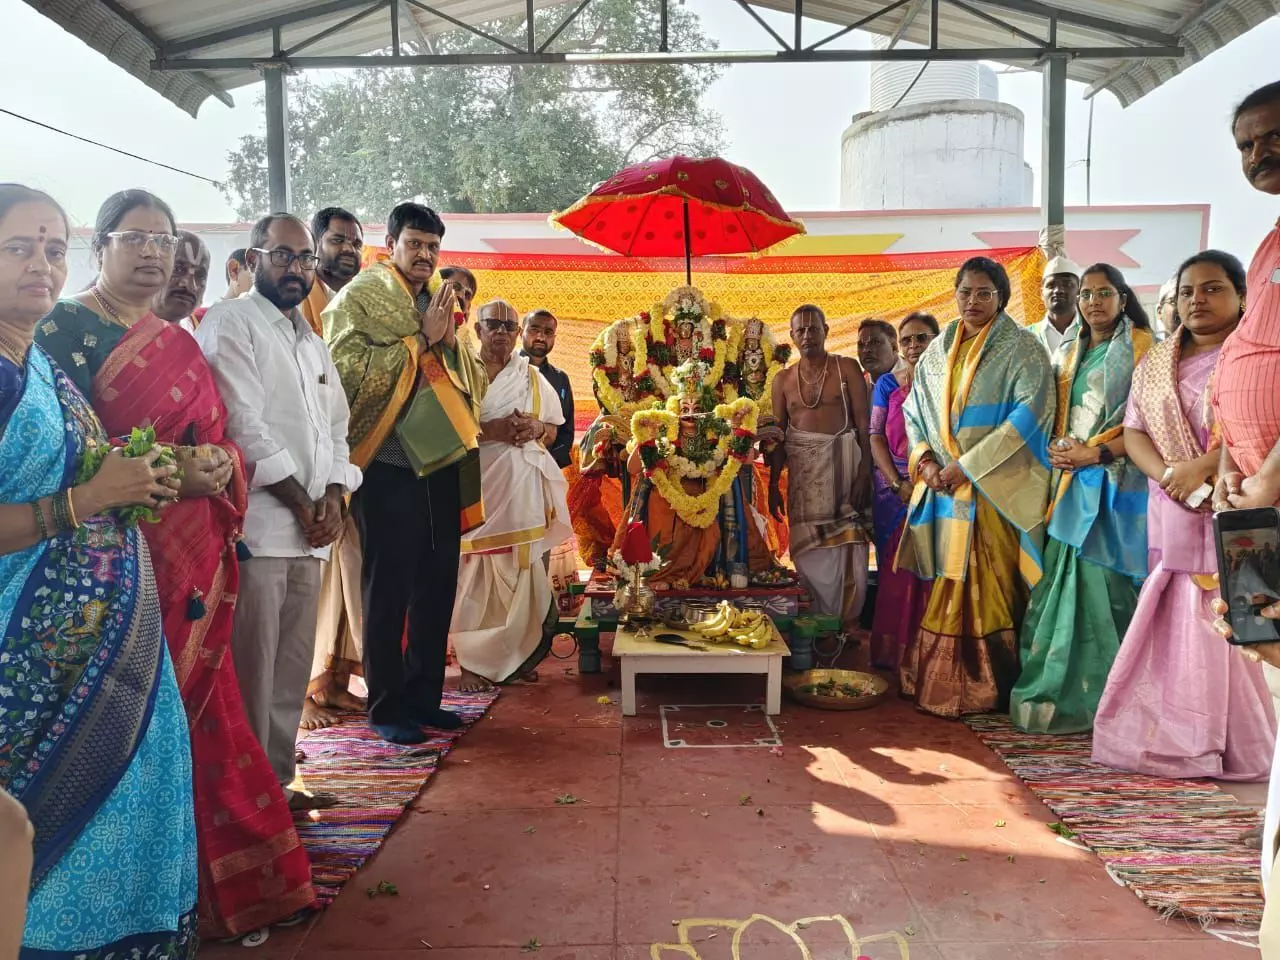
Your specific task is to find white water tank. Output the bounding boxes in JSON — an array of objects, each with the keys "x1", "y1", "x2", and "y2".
[{"x1": 842, "y1": 45, "x2": 1032, "y2": 209}]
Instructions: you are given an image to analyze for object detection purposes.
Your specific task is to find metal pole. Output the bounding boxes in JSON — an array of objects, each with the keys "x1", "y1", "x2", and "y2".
[
  {"x1": 264, "y1": 65, "x2": 291, "y2": 213},
  {"x1": 1040, "y1": 52, "x2": 1067, "y2": 258},
  {"x1": 659, "y1": 0, "x2": 668, "y2": 52},
  {"x1": 1085, "y1": 96, "x2": 1094, "y2": 206},
  {"x1": 794, "y1": 0, "x2": 803, "y2": 52},
  {"x1": 683, "y1": 199, "x2": 692, "y2": 286}
]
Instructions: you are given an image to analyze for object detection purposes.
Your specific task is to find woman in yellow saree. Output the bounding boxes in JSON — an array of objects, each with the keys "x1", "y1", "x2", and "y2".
[{"x1": 897, "y1": 257, "x2": 1056, "y2": 718}]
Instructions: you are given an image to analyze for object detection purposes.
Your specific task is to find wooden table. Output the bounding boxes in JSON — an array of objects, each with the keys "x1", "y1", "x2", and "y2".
[{"x1": 611, "y1": 623, "x2": 791, "y2": 716}]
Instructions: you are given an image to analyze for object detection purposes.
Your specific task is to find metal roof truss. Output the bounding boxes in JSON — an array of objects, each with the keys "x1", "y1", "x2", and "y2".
[{"x1": 149, "y1": 0, "x2": 1185, "y2": 72}]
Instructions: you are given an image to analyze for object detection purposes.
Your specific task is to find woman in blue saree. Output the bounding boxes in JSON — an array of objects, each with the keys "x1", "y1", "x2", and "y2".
[
  {"x1": 1010, "y1": 263, "x2": 1152, "y2": 734},
  {"x1": 0, "y1": 184, "x2": 198, "y2": 960}
]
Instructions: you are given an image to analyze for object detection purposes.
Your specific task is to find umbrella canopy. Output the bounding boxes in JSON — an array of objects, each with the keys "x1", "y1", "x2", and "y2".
[{"x1": 551, "y1": 156, "x2": 805, "y2": 283}]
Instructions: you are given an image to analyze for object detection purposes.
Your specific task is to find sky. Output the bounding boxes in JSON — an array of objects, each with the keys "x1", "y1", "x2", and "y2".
[{"x1": 0, "y1": 0, "x2": 1276, "y2": 256}]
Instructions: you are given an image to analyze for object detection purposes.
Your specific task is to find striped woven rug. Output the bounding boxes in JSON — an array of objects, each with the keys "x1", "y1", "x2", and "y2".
[
  {"x1": 292, "y1": 690, "x2": 499, "y2": 905},
  {"x1": 963, "y1": 714, "x2": 1265, "y2": 938}
]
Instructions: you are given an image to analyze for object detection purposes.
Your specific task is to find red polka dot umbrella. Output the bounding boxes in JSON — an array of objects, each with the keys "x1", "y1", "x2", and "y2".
[{"x1": 550, "y1": 156, "x2": 805, "y2": 284}]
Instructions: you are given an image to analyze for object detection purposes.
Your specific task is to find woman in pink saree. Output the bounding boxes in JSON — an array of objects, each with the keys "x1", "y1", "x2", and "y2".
[
  {"x1": 1092, "y1": 250, "x2": 1275, "y2": 780},
  {"x1": 868, "y1": 312, "x2": 937, "y2": 669}
]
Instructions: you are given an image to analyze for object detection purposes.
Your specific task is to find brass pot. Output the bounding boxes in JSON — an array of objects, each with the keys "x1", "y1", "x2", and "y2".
[{"x1": 616, "y1": 580, "x2": 656, "y2": 619}]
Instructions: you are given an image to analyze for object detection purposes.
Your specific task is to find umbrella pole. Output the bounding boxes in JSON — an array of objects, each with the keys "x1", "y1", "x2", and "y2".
[{"x1": 682, "y1": 199, "x2": 692, "y2": 286}]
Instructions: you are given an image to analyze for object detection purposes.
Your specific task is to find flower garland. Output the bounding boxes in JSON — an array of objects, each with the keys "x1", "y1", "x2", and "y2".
[
  {"x1": 630, "y1": 397, "x2": 759, "y2": 528},
  {"x1": 733, "y1": 318, "x2": 792, "y2": 416},
  {"x1": 588, "y1": 316, "x2": 658, "y2": 415},
  {"x1": 643, "y1": 286, "x2": 732, "y2": 399}
]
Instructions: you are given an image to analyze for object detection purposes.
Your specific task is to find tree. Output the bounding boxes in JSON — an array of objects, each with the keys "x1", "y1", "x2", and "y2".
[{"x1": 223, "y1": 0, "x2": 726, "y2": 220}]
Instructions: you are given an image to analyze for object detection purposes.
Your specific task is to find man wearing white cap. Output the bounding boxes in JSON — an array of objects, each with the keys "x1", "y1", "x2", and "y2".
[{"x1": 1028, "y1": 255, "x2": 1082, "y2": 359}]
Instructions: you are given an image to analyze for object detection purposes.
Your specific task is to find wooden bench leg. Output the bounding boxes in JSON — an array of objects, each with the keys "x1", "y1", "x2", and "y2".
[
  {"x1": 622, "y1": 660, "x2": 638, "y2": 716},
  {"x1": 766, "y1": 656, "x2": 782, "y2": 715}
]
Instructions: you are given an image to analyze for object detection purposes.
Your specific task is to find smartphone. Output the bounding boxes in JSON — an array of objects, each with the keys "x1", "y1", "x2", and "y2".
[{"x1": 1214, "y1": 507, "x2": 1280, "y2": 644}]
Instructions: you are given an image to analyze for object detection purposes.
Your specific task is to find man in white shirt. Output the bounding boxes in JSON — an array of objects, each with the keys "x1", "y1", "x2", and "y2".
[
  {"x1": 1027, "y1": 255, "x2": 1082, "y2": 360},
  {"x1": 195, "y1": 213, "x2": 362, "y2": 810}
]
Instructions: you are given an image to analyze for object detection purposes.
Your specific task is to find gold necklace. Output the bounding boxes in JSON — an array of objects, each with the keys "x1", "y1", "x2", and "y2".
[
  {"x1": 798, "y1": 357, "x2": 829, "y2": 409},
  {"x1": 90, "y1": 285, "x2": 134, "y2": 329},
  {"x1": 0, "y1": 328, "x2": 29, "y2": 366}
]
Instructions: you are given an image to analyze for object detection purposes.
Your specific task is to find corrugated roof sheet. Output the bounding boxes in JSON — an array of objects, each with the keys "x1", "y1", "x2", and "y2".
[{"x1": 20, "y1": 0, "x2": 1280, "y2": 116}]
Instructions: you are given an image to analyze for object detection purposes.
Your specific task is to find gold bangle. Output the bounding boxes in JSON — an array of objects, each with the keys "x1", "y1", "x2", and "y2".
[{"x1": 66, "y1": 489, "x2": 79, "y2": 529}]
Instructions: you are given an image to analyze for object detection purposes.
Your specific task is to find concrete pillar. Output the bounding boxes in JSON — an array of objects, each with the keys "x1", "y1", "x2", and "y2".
[
  {"x1": 264, "y1": 65, "x2": 291, "y2": 213},
  {"x1": 1039, "y1": 54, "x2": 1067, "y2": 259}
]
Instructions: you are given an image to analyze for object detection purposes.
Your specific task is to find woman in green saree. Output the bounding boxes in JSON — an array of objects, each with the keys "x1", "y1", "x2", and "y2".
[{"x1": 1010, "y1": 263, "x2": 1153, "y2": 733}]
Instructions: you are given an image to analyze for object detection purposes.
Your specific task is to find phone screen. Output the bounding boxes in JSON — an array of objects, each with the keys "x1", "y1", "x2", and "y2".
[{"x1": 1215, "y1": 508, "x2": 1280, "y2": 644}]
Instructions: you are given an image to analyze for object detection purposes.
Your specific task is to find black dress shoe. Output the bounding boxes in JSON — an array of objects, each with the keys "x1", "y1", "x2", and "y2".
[
  {"x1": 371, "y1": 721, "x2": 429, "y2": 744},
  {"x1": 408, "y1": 707, "x2": 464, "y2": 731}
]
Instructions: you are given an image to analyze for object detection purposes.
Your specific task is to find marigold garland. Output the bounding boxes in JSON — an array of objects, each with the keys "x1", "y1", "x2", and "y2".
[
  {"x1": 588, "y1": 316, "x2": 658, "y2": 415},
  {"x1": 630, "y1": 397, "x2": 759, "y2": 528}
]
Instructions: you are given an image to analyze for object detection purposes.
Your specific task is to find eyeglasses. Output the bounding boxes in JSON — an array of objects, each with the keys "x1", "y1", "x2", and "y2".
[
  {"x1": 956, "y1": 288, "x2": 997, "y2": 303},
  {"x1": 1078, "y1": 288, "x2": 1118, "y2": 302},
  {"x1": 252, "y1": 247, "x2": 318, "y2": 270},
  {"x1": 900, "y1": 333, "x2": 934, "y2": 345},
  {"x1": 107, "y1": 230, "x2": 179, "y2": 252},
  {"x1": 480, "y1": 318, "x2": 519, "y2": 333}
]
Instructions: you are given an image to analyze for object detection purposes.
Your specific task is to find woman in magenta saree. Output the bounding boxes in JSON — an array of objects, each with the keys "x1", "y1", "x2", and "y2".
[
  {"x1": 868, "y1": 313, "x2": 937, "y2": 669},
  {"x1": 91, "y1": 313, "x2": 317, "y2": 936},
  {"x1": 1092, "y1": 251, "x2": 1275, "y2": 780}
]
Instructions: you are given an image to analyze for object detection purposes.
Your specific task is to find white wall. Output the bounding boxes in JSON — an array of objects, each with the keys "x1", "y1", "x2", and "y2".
[{"x1": 841, "y1": 100, "x2": 1031, "y2": 210}]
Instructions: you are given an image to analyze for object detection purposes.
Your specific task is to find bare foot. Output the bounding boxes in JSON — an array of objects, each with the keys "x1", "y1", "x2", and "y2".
[
  {"x1": 518, "y1": 669, "x2": 540, "y2": 684},
  {"x1": 313, "y1": 687, "x2": 367, "y2": 713},
  {"x1": 459, "y1": 668, "x2": 495, "y2": 693},
  {"x1": 299, "y1": 697, "x2": 339, "y2": 731}
]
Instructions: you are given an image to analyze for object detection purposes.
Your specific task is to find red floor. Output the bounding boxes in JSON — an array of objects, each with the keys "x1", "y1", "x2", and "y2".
[{"x1": 204, "y1": 656, "x2": 1257, "y2": 960}]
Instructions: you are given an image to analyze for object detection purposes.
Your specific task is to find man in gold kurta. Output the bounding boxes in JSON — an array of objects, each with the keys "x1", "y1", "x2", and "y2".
[{"x1": 324, "y1": 202, "x2": 489, "y2": 745}]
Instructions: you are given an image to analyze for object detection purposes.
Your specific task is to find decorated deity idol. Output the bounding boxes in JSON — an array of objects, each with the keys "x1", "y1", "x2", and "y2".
[
  {"x1": 587, "y1": 316, "x2": 659, "y2": 415},
  {"x1": 580, "y1": 316, "x2": 658, "y2": 490},
  {"x1": 733, "y1": 316, "x2": 790, "y2": 420},
  {"x1": 645, "y1": 286, "x2": 737, "y2": 401},
  {"x1": 617, "y1": 360, "x2": 777, "y2": 589}
]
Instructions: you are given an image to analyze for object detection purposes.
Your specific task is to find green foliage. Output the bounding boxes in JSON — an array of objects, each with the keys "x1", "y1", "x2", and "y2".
[
  {"x1": 76, "y1": 426, "x2": 178, "y2": 527},
  {"x1": 223, "y1": 0, "x2": 726, "y2": 220}
]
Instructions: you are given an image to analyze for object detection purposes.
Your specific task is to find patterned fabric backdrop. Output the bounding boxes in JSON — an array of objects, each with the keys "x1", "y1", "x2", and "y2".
[{"x1": 361, "y1": 245, "x2": 1047, "y2": 427}]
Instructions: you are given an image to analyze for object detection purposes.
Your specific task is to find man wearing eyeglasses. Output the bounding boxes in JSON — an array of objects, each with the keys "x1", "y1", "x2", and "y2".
[
  {"x1": 451, "y1": 299, "x2": 572, "y2": 693},
  {"x1": 1028, "y1": 255, "x2": 1082, "y2": 360},
  {"x1": 1154, "y1": 277, "x2": 1179, "y2": 340},
  {"x1": 325, "y1": 202, "x2": 490, "y2": 744},
  {"x1": 195, "y1": 213, "x2": 361, "y2": 810}
]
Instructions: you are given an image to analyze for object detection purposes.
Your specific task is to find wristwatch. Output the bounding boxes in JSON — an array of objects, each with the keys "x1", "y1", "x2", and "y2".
[{"x1": 1098, "y1": 446, "x2": 1115, "y2": 466}]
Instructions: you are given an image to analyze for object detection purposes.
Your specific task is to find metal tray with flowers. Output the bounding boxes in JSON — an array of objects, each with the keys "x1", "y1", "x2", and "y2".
[{"x1": 783, "y1": 668, "x2": 890, "y2": 711}]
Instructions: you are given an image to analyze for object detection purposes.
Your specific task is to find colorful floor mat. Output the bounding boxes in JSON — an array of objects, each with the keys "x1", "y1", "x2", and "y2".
[
  {"x1": 964, "y1": 714, "x2": 1265, "y2": 938},
  {"x1": 292, "y1": 690, "x2": 499, "y2": 905}
]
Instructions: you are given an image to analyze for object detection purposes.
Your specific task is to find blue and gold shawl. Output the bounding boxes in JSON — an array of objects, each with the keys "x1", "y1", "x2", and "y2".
[
  {"x1": 0, "y1": 347, "x2": 165, "y2": 886},
  {"x1": 896, "y1": 312, "x2": 1055, "y2": 586},
  {"x1": 1044, "y1": 317, "x2": 1152, "y2": 580}
]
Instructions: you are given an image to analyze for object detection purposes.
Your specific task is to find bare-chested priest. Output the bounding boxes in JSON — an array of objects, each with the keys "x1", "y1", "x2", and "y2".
[{"x1": 767, "y1": 305, "x2": 873, "y2": 630}]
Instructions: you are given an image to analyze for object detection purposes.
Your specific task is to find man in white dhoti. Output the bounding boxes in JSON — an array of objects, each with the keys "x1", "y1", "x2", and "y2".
[
  {"x1": 767, "y1": 305, "x2": 873, "y2": 630},
  {"x1": 452, "y1": 299, "x2": 573, "y2": 692}
]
